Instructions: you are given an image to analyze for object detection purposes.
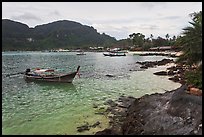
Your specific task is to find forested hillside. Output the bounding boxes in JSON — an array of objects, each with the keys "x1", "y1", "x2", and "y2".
[{"x1": 2, "y1": 19, "x2": 117, "y2": 51}]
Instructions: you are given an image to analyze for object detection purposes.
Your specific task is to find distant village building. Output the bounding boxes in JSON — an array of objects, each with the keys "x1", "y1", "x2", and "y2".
[
  {"x1": 89, "y1": 46, "x2": 104, "y2": 50},
  {"x1": 149, "y1": 46, "x2": 179, "y2": 51},
  {"x1": 130, "y1": 47, "x2": 143, "y2": 51}
]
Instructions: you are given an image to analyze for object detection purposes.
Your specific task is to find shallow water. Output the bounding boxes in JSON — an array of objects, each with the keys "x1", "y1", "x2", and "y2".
[{"x1": 2, "y1": 51, "x2": 181, "y2": 135}]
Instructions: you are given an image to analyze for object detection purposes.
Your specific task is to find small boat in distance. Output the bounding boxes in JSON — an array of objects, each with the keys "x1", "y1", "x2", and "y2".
[
  {"x1": 103, "y1": 51, "x2": 126, "y2": 57},
  {"x1": 76, "y1": 50, "x2": 86, "y2": 55},
  {"x1": 76, "y1": 52, "x2": 86, "y2": 55},
  {"x1": 24, "y1": 66, "x2": 80, "y2": 83}
]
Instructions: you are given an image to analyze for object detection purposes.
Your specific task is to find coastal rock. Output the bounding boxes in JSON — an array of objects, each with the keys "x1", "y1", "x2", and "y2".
[
  {"x1": 167, "y1": 70, "x2": 175, "y2": 75},
  {"x1": 153, "y1": 71, "x2": 168, "y2": 75},
  {"x1": 168, "y1": 76, "x2": 180, "y2": 82},
  {"x1": 77, "y1": 122, "x2": 90, "y2": 132},
  {"x1": 106, "y1": 74, "x2": 114, "y2": 77},
  {"x1": 95, "y1": 129, "x2": 119, "y2": 135},
  {"x1": 92, "y1": 103, "x2": 98, "y2": 108},
  {"x1": 77, "y1": 121, "x2": 101, "y2": 132},
  {"x1": 188, "y1": 88, "x2": 202, "y2": 96},
  {"x1": 136, "y1": 59, "x2": 174, "y2": 70},
  {"x1": 95, "y1": 85, "x2": 202, "y2": 135},
  {"x1": 91, "y1": 121, "x2": 101, "y2": 128},
  {"x1": 104, "y1": 99, "x2": 117, "y2": 107},
  {"x1": 157, "y1": 59, "x2": 174, "y2": 66},
  {"x1": 140, "y1": 65, "x2": 148, "y2": 69}
]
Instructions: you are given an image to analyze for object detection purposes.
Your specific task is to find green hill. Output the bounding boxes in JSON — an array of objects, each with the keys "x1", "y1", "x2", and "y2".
[{"x1": 2, "y1": 19, "x2": 117, "y2": 51}]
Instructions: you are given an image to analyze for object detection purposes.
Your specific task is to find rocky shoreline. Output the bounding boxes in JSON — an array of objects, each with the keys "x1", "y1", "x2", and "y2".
[
  {"x1": 75, "y1": 58, "x2": 202, "y2": 135},
  {"x1": 94, "y1": 59, "x2": 202, "y2": 135},
  {"x1": 95, "y1": 85, "x2": 202, "y2": 135}
]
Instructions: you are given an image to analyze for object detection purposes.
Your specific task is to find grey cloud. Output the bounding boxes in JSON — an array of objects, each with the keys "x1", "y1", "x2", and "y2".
[
  {"x1": 139, "y1": 24, "x2": 159, "y2": 30},
  {"x1": 140, "y1": 2, "x2": 167, "y2": 10},
  {"x1": 140, "y1": 2, "x2": 155, "y2": 9},
  {"x1": 160, "y1": 16, "x2": 182, "y2": 20},
  {"x1": 87, "y1": 17, "x2": 149, "y2": 26},
  {"x1": 49, "y1": 10, "x2": 61, "y2": 16},
  {"x1": 103, "y1": 29, "x2": 130, "y2": 40},
  {"x1": 11, "y1": 12, "x2": 42, "y2": 21},
  {"x1": 3, "y1": 2, "x2": 201, "y2": 40}
]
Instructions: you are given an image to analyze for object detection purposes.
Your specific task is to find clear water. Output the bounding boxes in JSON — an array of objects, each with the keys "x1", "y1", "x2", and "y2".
[{"x1": 2, "y1": 51, "x2": 181, "y2": 135}]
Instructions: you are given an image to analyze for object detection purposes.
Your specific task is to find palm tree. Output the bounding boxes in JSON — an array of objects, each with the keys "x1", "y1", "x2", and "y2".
[
  {"x1": 165, "y1": 34, "x2": 170, "y2": 40},
  {"x1": 176, "y1": 11, "x2": 202, "y2": 66},
  {"x1": 150, "y1": 34, "x2": 153, "y2": 41},
  {"x1": 172, "y1": 35, "x2": 176, "y2": 41}
]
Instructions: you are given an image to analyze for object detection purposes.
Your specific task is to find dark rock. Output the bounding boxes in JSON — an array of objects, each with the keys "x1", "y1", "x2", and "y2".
[
  {"x1": 157, "y1": 59, "x2": 174, "y2": 66},
  {"x1": 106, "y1": 74, "x2": 114, "y2": 77},
  {"x1": 140, "y1": 65, "x2": 148, "y2": 69},
  {"x1": 153, "y1": 71, "x2": 168, "y2": 75},
  {"x1": 95, "y1": 85, "x2": 202, "y2": 135},
  {"x1": 169, "y1": 76, "x2": 180, "y2": 82},
  {"x1": 137, "y1": 59, "x2": 174, "y2": 70},
  {"x1": 95, "y1": 112, "x2": 105, "y2": 115},
  {"x1": 167, "y1": 70, "x2": 175, "y2": 75},
  {"x1": 92, "y1": 103, "x2": 98, "y2": 108},
  {"x1": 77, "y1": 123, "x2": 90, "y2": 132},
  {"x1": 104, "y1": 99, "x2": 117, "y2": 107},
  {"x1": 95, "y1": 129, "x2": 119, "y2": 135},
  {"x1": 91, "y1": 121, "x2": 100, "y2": 128}
]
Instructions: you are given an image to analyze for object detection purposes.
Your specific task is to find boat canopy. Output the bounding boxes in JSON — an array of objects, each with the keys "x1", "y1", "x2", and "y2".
[{"x1": 34, "y1": 69, "x2": 55, "y2": 73}]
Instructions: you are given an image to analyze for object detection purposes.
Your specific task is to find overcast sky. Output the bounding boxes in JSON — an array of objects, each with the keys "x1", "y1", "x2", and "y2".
[{"x1": 2, "y1": 2, "x2": 202, "y2": 40}]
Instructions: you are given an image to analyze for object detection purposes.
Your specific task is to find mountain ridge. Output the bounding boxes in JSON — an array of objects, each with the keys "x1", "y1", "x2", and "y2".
[{"x1": 2, "y1": 19, "x2": 117, "y2": 51}]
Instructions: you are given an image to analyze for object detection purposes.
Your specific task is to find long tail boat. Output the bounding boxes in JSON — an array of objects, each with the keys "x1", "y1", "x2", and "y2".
[
  {"x1": 24, "y1": 66, "x2": 80, "y2": 83},
  {"x1": 103, "y1": 51, "x2": 126, "y2": 57}
]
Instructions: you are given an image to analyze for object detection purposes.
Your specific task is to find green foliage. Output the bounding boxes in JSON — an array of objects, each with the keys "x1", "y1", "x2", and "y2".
[
  {"x1": 176, "y1": 11, "x2": 202, "y2": 90},
  {"x1": 185, "y1": 70, "x2": 202, "y2": 89},
  {"x1": 128, "y1": 32, "x2": 176, "y2": 50},
  {"x1": 129, "y1": 33, "x2": 145, "y2": 47},
  {"x1": 152, "y1": 36, "x2": 169, "y2": 47},
  {"x1": 175, "y1": 11, "x2": 202, "y2": 65}
]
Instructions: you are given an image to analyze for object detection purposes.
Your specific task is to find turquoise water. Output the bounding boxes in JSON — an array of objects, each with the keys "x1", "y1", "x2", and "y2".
[{"x1": 2, "y1": 52, "x2": 181, "y2": 135}]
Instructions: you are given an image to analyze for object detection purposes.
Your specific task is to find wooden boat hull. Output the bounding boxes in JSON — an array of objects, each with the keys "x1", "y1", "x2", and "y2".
[
  {"x1": 24, "y1": 66, "x2": 80, "y2": 83},
  {"x1": 76, "y1": 52, "x2": 86, "y2": 55},
  {"x1": 24, "y1": 72, "x2": 77, "y2": 83},
  {"x1": 103, "y1": 53, "x2": 126, "y2": 56}
]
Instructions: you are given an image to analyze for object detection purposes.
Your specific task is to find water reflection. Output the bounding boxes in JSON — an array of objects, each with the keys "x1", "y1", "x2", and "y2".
[{"x1": 25, "y1": 81, "x2": 78, "y2": 92}]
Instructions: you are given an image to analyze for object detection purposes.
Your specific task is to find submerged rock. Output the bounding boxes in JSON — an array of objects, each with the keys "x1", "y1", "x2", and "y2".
[
  {"x1": 77, "y1": 121, "x2": 101, "y2": 132},
  {"x1": 77, "y1": 122, "x2": 90, "y2": 132},
  {"x1": 106, "y1": 74, "x2": 114, "y2": 77},
  {"x1": 153, "y1": 71, "x2": 168, "y2": 75}
]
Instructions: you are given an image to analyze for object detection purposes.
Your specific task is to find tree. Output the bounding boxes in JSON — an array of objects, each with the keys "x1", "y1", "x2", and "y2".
[
  {"x1": 176, "y1": 11, "x2": 202, "y2": 65},
  {"x1": 165, "y1": 33, "x2": 170, "y2": 40},
  {"x1": 172, "y1": 35, "x2": 176, "y2": 41},
  {"x1": 152, "y1": 36, "x2": 167, "y2": 47},
  {"x1": 150, "y1": 34, "x2": 154, "y2": 41},
  {"x1": 129, "y1": 33, "x2": 145, "y2": 47}
]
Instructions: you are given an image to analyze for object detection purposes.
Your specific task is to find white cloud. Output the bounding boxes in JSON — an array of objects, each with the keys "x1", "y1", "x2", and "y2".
[
  {"x1": 2, "y1": 2, "x2": 202, "y2": 40},
  {"x1": 11, "y1": 12, "x2": 42, "y2": 21}
]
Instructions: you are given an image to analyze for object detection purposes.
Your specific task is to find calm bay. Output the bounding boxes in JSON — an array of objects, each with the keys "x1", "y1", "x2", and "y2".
[{"x1": 2, "y1": 51, "x2": 181, "y2": 135}]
